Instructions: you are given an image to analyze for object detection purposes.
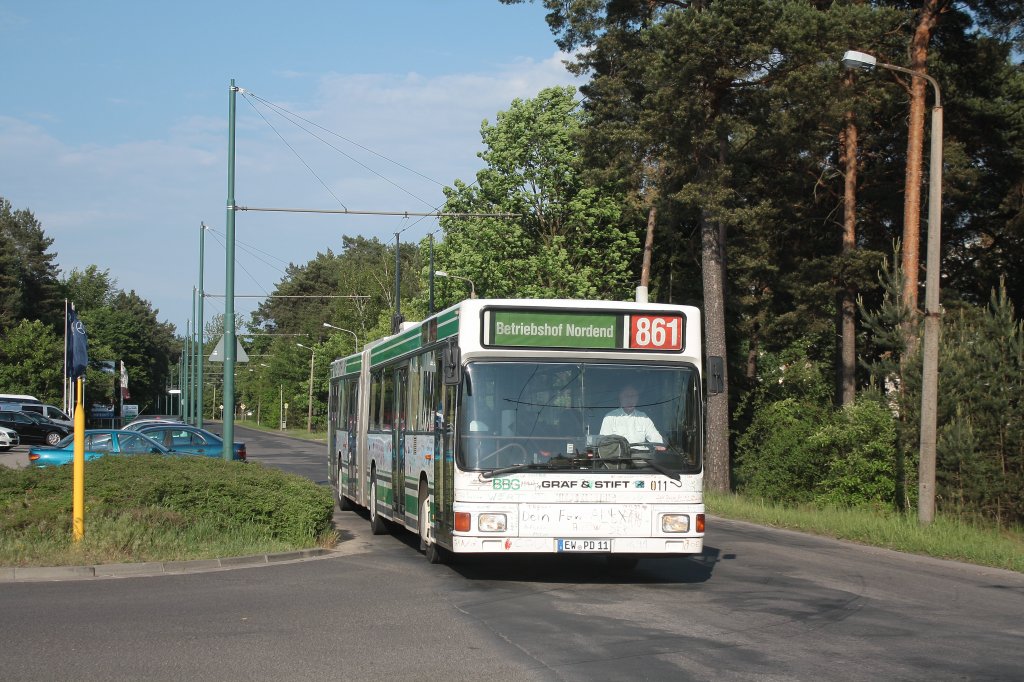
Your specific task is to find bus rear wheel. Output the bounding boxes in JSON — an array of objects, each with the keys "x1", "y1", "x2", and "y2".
[
  {"x1": 369, "y1": 477, "x2": 388, "y2": 535},
  {"x1": 335, "y1": 456, "x2": 353, "y2": 511}
]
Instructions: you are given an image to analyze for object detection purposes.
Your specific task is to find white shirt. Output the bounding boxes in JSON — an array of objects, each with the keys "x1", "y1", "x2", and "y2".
[{"x1": 599, "y1": 409, "x2": 663, "y2": 444}]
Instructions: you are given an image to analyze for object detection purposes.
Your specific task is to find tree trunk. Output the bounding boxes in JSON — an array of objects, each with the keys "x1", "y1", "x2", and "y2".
[
  {"x1": 702, "y1": 205, "x2": 730, "y2": 492},
  {"x1": 839, "y1": 105, "x2": 858, "y2": 407},
  {"x1": 640, "y1": 205, "x2": 657, "y2": 289},
  {"x1": 901, "y1": 0, "x2": 945, "y2": 350}
]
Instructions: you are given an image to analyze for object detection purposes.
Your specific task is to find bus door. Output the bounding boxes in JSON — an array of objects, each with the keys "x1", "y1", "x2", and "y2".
[
  {"x1": 345, "y1": 379, "x2": 359, "y2": 501},
  {"x1": 392, "y1": 366, "x2": 407, "y2": 517},
  {"x1": 434, "y1": 382, "x2": 458, "y2": 547}
]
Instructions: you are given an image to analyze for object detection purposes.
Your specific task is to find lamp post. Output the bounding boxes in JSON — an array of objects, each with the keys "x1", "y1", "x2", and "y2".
[
  {"x1": 435, "y1": 271, "x2": 476, "y2": 299},
  {"x1": 842, "y1": 49, "x2": 943, "y2": 525},
  {"x1": 279, "y1": 384, "x2": 285, "y2": 431},
  {"x1": 168, "y1": 389, "x2": 181, "y2": 418},
  {"x1": 296, "y1": 343, "x2": 315, "y2": 432},
  {"x1": 322, "y1": 322, "x2": 359, "y2": 352}
]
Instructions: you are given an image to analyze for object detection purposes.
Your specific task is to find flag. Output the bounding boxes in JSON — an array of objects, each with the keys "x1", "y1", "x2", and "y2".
[
  {"x1": 120, "y1": 361, "x2": 130, "y2": 400},
  {"x1": 66, "y1": 308, "x2": 89, "y2": 379}
]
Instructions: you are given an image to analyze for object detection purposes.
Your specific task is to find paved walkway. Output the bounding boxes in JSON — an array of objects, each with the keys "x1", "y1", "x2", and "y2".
[{"x1": 0, "y1": 447, "x2": 27, "y2": 469}]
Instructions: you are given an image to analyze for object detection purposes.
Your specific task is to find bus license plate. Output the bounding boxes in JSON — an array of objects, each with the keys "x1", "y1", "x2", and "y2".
[{"x1": 557, "y1": 539, "x2": 611, "y2": 552}]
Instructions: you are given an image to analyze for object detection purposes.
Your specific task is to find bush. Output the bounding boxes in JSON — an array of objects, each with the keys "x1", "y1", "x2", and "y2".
[
  {"x1": 734, "y1": 398, "x2": 828, "y2": 504},
  {"x1": 735, "y1": 395, "x2": 898, "y2": 508},
  {"x1": 0, "y1": 456, "x2": 334, "y2": 547},
  {"x1": 812, "y1": 397, "x2": 897, "y2": 508}
]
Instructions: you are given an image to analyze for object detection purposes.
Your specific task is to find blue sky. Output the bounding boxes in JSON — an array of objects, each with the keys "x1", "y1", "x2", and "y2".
[{"x1": 1, "y1": 1, "x2": 581, "y2": 333}]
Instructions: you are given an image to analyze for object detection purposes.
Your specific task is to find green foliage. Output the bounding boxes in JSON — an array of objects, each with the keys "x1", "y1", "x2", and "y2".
[
  {"x1": 935, "y1": 283, "x2": 1024, "y2": 525},
  {"x1": 0, "y1": 197, "x2": 62, "y2": 331},
  {"x1": 0, "y1": 456, "x2": 334, "y2": 556},
  {"x1": 734, "y1": 397, "x2": 828, "y2": 504},
  {"x1": 0, "y1": 319, "x2": 64, "y2": 402},
  {"x1": 858, "y1": 243, "x2": 913, "y2": 392},
  {"x1": 812, "y1": 397, "x2": 898, "y2": 508},
  {"x1": 706, "y1": 490, "x2": 1024, "y2": 574},
  {"x1": 82, "y1": 291, "x2": 177, "y2": 409},
  {"x1": 735, "y1": 394, "x2": 898, "y2": 509},
  {"x1": 63, "y1": 265, "x2": 118, "y2": 312},
  {"x1": 433, "y1": 86, "x2": 638, "y2": 302}
]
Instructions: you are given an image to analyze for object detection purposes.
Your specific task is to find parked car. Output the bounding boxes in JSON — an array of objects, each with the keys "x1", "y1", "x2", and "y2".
[
  {"x1": 0, "y1": 393, "x2": 40, "y2": 404},
  {"x1": 27, "y1": 429, "x2": 171, "y2": 467},
  {"x1": 136, "y1": 424, "x2": 246, "y2": 461},
  {"x1": 0, "y1": 402, "x2": 73, "y2": 427},
  {"x1": 0, "y1": 425, "x2": 19, "y2": 451},
  {"x1": 122, "y1": 418, "x2": 183, "y2": 431},
  {"x1": 0, "y1": 411, "x2": 71, "y2": 445}
]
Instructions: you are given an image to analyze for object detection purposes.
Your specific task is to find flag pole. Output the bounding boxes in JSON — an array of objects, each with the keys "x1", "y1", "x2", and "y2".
[
  {"x1": 67, "y1": 304, "x2": 89, "y2": 541},
  {"x1": 63, "y1": 300, "x2": 69, "y2": 415}
]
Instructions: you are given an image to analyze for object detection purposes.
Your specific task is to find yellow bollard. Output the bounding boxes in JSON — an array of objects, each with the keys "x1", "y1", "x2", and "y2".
[{"x1": 73, "y1": 377, "x2": 85, "y2": 541}]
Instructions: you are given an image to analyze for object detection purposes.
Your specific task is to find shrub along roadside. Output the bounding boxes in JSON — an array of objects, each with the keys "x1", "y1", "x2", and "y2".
[{"x1": 0, "y1": 456, "x2": 335, "y2": 567}]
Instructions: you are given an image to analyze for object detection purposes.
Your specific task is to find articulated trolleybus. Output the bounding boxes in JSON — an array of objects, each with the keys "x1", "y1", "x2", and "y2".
[{"x1": 327, "y1": 298, "x2": 705, "y2": 566}]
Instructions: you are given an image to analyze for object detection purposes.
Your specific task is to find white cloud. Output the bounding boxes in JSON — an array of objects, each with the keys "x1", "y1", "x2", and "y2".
[{"x1": 0, "y1": 50, "x2": 583, "y2": 330}]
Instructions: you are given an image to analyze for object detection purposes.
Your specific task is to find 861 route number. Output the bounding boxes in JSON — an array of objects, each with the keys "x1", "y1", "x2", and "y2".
[{"x1": 629, "y1": 315, "x2": 683, "y2": 351}]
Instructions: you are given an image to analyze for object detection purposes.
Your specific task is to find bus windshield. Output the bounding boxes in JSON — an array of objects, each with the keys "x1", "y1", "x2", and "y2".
[{"x1": 459, "y1": 362, "x2": 702, "y2": 475}]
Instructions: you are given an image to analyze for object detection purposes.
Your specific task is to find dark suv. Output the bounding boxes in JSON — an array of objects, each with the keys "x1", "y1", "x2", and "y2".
[{"x1": 0, "y1": 411, "x2": 71, "y2": 445}]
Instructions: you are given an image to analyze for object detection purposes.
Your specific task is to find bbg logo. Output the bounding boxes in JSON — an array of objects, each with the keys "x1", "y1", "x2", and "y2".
[{"x1": 492, "y1": 478, "x2": 521, "y2": 491}]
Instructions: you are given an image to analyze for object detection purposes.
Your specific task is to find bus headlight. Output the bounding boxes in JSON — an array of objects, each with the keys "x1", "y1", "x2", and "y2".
[
  {"x1": 478, "y1": 513, "x2": 507, "y2": 532},
  {"x1": 661, "y1": 514, "x2": 690, "y2": 533}
]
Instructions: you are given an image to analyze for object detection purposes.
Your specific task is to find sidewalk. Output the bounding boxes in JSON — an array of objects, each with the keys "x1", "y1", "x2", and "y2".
[{"x1": 0, "y1": 448, "x2": 27, "y2": 469}]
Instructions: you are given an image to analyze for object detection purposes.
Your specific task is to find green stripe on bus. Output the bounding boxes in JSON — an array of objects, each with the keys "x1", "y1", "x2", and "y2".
[
  {"x1": 371, "y1": 327, "x2": 423, "y2": 365},
  {"x1": 436, "y1": 310, "x2": 459, "y2": 340},
  {"x1": 344, "y1": 356, "x2": 362, "y2": 374}
]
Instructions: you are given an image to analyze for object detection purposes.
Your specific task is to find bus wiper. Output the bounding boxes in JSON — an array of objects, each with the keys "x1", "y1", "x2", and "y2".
[
  {"x1": 599, "y1": 457, "x2": 681, "y2": 481},
  {"x1": 480, "y1": 456, "x2": 591, "y2": 478},
  {"x1": 481, "y1": 462, "x2": 553, "y2": 479}
]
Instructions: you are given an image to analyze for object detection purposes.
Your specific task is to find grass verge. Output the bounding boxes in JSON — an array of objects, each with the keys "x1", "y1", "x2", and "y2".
[
  {"x1": 226, "y1": 420, "x2": 326, "y2": 443},
  {"x1": 0, "y1": 456, "x2": 335, "y2": 567},
  {"x1": 707, "y1": 491, "x2": 1024, "y2": 574}
]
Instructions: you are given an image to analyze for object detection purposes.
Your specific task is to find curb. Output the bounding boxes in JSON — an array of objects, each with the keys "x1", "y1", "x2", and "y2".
[{"x1": 0, "y1": 548, "x2": 335, "y2": 583}]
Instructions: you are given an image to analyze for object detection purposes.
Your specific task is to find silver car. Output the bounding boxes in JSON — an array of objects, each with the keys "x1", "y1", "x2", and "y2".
[{"x1": 0, "y1": 425, "x2": 19, "y2": 451}]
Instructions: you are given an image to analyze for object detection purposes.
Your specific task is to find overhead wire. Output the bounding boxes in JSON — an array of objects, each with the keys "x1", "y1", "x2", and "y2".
[
  {"x1": 242, "y1": 95, "x2": 349, "y2": 211},
  {"x1": 242, "y1": 91, "x2": 437, "y2": 210},
  {"x1": 246, "y1": 92, "x2": 447, "y2": 189},
  {"x1": 205, "y1": 228, "x2": 273, "y2": 299}
]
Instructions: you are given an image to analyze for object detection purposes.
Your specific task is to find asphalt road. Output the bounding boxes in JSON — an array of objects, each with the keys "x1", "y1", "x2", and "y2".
[{"x1": 1, "y1": 425, "x2": 1022, "y2": 681}]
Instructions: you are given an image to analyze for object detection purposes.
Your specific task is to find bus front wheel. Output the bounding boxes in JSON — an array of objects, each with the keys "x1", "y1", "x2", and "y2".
[{"x1": 419, "y1": 488, "x2": 447, "y2": 565}]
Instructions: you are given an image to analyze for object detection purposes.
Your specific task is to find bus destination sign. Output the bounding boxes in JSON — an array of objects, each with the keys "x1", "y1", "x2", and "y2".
[{"x1": 487, "y1": 310, "x2": 684, "y2": 352}]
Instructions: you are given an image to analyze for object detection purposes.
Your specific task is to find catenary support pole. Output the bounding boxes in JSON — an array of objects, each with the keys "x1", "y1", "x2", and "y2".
[{"x1": 222, "y1": 79, "x2": 237, "y2": 461}]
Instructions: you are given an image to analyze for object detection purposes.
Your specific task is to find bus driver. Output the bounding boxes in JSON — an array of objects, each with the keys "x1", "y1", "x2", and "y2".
[{"x1": 599, "y1": 385, "x2": 663, "y2": 445}]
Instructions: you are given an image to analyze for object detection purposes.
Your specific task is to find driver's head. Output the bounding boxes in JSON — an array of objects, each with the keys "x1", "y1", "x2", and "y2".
[{"x1": 618, "y1": 385, "x2": 639, "y2": 413}]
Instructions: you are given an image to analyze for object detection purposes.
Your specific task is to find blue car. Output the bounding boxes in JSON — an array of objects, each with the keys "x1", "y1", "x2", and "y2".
[
  {"x1": 28, "y1": 429, "x2": 171, "y2": 467},
  {"x1": 136, "y1": 424, "x2": 247, "y2": 461}
]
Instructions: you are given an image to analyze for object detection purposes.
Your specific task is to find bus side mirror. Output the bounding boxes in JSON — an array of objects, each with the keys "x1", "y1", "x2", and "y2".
[
  {"x1": 442, "y1": 340, "x2": 462, "y2": 385},
  {"x1": 707, "y1": 356, "x2": 724, "y2": 395}
]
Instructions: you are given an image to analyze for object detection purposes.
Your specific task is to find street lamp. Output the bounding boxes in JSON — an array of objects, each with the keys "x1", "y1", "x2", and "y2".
[
  {"x1": 322, "y1": 322, "x2": 359, "y2": 351},
  {"x1": 842, "y1": 49, "x2": 943, "y2": 525},
  {"x1": 435, "y1": 271, "x2": 476, "y2": 299},
  {"x1": 296, "y1": 343, "x2": 316, "y2": 432},
  {"x1": 168, "y1": 389, "x2": 181, "y2": 418}
]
